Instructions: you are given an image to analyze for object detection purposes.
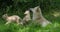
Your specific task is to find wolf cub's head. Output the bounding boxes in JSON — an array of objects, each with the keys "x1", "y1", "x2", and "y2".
[
  {"x1": 2, "y1": 14, "x2": 8, "y2": 19},
  {"x1": 24, "y1": 10, "x2": 30, "y2": 15}
]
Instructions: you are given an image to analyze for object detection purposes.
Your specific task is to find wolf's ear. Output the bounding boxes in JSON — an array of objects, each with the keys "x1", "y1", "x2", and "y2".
[
  {"x1": 36, "y1": 8, "x2": 39, "y2": 12},
  {"x1": 36, "y1": 6, "x2": 40, "y2": 12}
]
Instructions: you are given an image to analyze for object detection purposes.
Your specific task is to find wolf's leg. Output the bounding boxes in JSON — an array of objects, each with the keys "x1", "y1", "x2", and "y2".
[
  {"x1": 16, "y1": 19, "x2": 20, "y2": 25},
  {"x1": 5, "y1": 21, "x2": 11, "y2": 25}
]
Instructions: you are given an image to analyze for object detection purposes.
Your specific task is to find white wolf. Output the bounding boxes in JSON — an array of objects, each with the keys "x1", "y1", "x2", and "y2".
[
  {"x1": 2, "y1": 14, "x2": 22, "y2": 25},
  {"x1": 22, "y1": 10, "x2": 31, "y2": 24},
  {"x1": 30, "y1": 6, "x2": 51, "y2": 27}
]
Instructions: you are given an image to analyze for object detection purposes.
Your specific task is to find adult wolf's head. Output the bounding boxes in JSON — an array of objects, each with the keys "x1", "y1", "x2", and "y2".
[
  {"x1": 29, "y1": 6, "x2": 40, "y2": 13},
  {"x1": 29, "y1": 6, "x2": 42, "y2": 20}
]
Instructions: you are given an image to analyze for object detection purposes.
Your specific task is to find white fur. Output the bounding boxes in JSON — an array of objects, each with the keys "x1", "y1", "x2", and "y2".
[
  {"x1": 2, "y1": 14, "x2": 22, "y2": 25},
  {"x1": 22, "y1": 10, "x2": 31, "y2": 24},
  {"x1": 30, "y1": 6, "x2": 51, "y2": 27}
]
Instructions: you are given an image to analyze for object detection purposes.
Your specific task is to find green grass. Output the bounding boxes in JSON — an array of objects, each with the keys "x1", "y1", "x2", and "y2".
[{"x1": 0, "y1": 19, "x2": 60, "y2": 32}]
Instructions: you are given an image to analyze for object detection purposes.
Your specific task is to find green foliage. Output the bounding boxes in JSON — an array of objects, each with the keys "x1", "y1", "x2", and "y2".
[{"x1": 0, "y1": 0, "x2": 60, "y2": 17}]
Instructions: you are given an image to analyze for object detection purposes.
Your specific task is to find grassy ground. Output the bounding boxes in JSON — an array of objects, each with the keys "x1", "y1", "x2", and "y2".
[
  {"x1": 0, "y1": 20, "x2": 60, "y2": 32},
  {"x1": 0, "y1": 10, "x2": 60, "y2": 32}
]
